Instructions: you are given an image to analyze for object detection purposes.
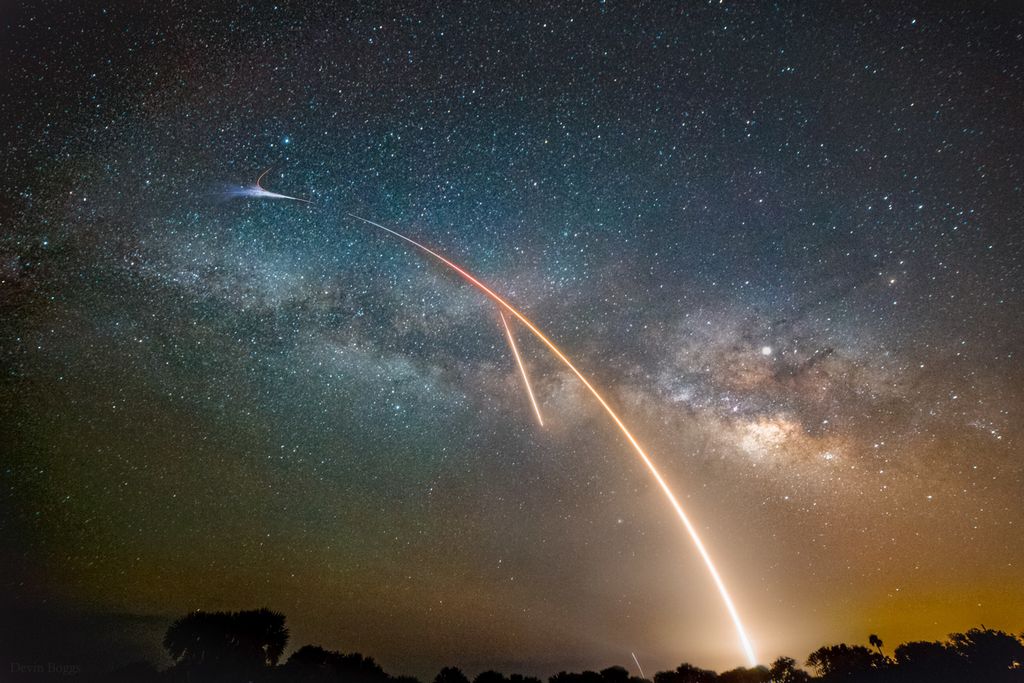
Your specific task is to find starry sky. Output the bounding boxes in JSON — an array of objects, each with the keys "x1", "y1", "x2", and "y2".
[{"x1": 1, "y1": 1, "x2": 1022, "y2": 678}]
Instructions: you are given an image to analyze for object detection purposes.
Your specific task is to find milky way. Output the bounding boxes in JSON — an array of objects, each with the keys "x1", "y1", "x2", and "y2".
[{"x1": 1, "y1": 2, "x2": 1022, "y2": 679}]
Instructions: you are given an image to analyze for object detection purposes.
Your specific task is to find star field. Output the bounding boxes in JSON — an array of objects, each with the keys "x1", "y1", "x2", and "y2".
[{"x1": 1, "y1": 1, "x2": 1022, "y2": 678}]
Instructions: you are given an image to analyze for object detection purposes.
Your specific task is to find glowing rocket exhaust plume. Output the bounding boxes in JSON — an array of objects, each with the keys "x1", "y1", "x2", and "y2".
[
  {"x1": 226, "y1": 168, "x2": 313, "y2": 203},
  {"x1": 345, "y1": 213, "x2": 758, "y2": 666},
  {"x1": 499, "y1": 309, "x2": 544, "y2": 427},
  {"x1": 631, "y1": 652, "x2": 647, "y2": 680}
]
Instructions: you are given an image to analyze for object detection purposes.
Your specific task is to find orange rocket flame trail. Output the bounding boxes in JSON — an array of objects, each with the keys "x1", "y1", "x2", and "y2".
[
  {"x1": 500, "y1": 310, "x2": 544, "y2": 427},
  {"x1": 346, "y1": 213, "x2": 758, "y2": 666}
]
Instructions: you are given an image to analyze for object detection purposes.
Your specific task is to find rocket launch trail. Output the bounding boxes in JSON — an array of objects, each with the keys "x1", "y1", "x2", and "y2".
[
  {"x1": 631, "y1": 652, "x2": 647, "y2": 681},
  {"x1": 500, "y1": 309, "x2": 544, "y2": 427},
  {"x1": 345, "y1": 213, "x2": 758, "y2": 667},
  {"x1": 219, "y1": 180, "x2": 756, "y2": 662}
]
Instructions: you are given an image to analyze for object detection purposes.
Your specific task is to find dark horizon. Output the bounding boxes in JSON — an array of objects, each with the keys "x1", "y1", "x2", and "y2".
[{"x1": 4, "y1": 605, "x2": 1022, "y2": 682}]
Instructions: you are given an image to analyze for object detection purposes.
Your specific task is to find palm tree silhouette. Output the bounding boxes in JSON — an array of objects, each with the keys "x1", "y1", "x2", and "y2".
[{"x1": 869, "y1": 633, "x2": 884, "y2": 657}]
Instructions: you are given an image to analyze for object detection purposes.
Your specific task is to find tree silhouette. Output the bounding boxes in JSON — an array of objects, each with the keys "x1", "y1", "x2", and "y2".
[
  {"x1": 868, "y1": 634, "x2": 884, "y2": 658},
  {"x1": 435, "y1": 666, "x2": 472, "y2": 683},
  {"x1": 163, "y1": 611, "x2": 227, "y2": 668},
  {"x1": 163, "y1": 608, "x2": 288, "y2": 679},
  {"x1": 283, "y1": 645, "x2": 338, "y2": 681},
  {"x1": 893, "y1": 640, "x2": 963, "y2": 683},
  {"x1": 283, "y1": 644, "x2": 391, "y2": 683},
  {"x1": 237, "y1": 607, "x2": 289, "y2": 666},
  {"x1": 946, "y1": 628, "x2": 1024, "y2": 681},
  {"x1": 142, "y1": 610, "x2": 1024, "y2": 683},
  {"x1": 509, "y1": 673, "x2": 543, "y2": 683},
  {"x1": 474, "y1": 670, "x2": 509, "y2": 683},
  {"x1": 768, "y1": 657, "x2": 810, "y2": 683},
  {"x1": 653, "y1": 663, "x2": 717, "y2": 683},
  {"x1": 716, "y1": 665, "x2": 770, "y2": 683},
  {"x1": 550, "y1": 670, "x2": 605, "y2": 683},
  {"x1": 600, "y1": 666, "x2": 631, "y2": 683},
  {"x1": 806, "y1": 643, "x2": 887, "y2": 680}
]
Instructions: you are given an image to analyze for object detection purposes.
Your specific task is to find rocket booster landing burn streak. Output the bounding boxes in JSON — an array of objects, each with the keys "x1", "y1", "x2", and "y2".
[
  {"x1": 500, "y1": 310, "x2": 544, "y2": 427},
  {"x1": 345, "y1": 213, "x2": 758, "y2": 666}
]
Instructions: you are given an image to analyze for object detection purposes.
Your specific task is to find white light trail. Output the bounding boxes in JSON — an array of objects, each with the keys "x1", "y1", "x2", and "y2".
[{"x1": 499, "y1": 309, "x2": 544, "y2": 427}]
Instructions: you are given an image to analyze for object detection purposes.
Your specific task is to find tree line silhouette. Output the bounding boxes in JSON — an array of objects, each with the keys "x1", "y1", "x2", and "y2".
[{"x1": 104, "y1": 608, "x2": 1023, "y2": 683}]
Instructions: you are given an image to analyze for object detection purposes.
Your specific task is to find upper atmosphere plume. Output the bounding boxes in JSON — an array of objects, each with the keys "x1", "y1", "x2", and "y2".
[{"x1": 225, "y1": 168, "x2": 313, "y2": 204}]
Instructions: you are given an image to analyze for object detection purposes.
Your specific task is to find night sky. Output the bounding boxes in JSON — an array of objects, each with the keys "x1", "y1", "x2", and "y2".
[{"x1": 1, "y1": 1, "x2": 1022, "y2": 678}]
